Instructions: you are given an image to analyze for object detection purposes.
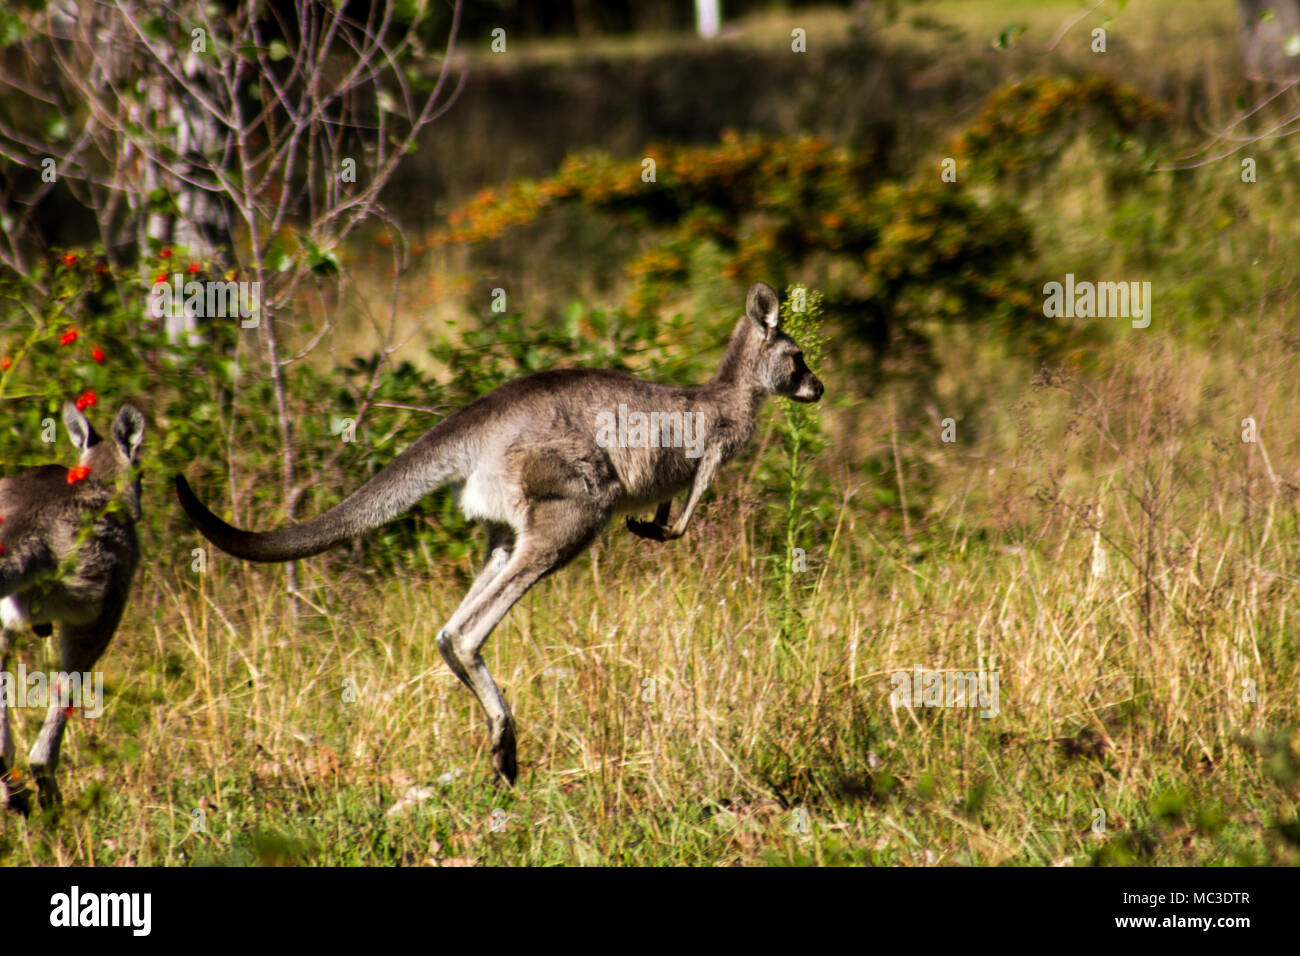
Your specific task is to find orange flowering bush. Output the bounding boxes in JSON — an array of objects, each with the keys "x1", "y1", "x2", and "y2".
[
  {"x1": 430, "y1": 77, "x2": 1167, "y2": 355},
  {"x1": 950, "y1": 75, "x2": 1170, "y2": 183},
  {"x1": 433, "y1": 132, "x2": 877, "y2": 320}
]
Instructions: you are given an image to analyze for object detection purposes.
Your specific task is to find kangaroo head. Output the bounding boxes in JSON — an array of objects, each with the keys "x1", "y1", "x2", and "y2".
[
  {"x1": 64, "y1": 401, "x2": 146, "y2": 515},
  {"x1": 744, "y1": 282, "x2": 824, "y2": 404}
]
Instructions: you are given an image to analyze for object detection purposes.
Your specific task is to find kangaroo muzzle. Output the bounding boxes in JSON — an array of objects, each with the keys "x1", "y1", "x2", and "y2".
[{"x1": 792, "y1": 373, "x2": 824, "y2": 403}]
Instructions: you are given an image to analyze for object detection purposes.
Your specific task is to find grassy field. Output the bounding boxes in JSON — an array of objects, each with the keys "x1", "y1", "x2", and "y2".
[
  {"x1": 3, "y1": 0, "x2": 1300, "y2": 866},
  {"x1": 3, "y1": 386, "x2": 1298, "y2": 868},
  {"x1": 5, "y1": 308, "x2": 1299, "y2": 866}
]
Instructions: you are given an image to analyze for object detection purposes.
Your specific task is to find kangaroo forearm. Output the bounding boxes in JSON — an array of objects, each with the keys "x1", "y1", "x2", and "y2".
[
  {"x1": 666, "y1": 501, "x2": 700, "y2": 538},
  {"x1": 667, "y1": 452, "x2": 722, "y2": 537}
]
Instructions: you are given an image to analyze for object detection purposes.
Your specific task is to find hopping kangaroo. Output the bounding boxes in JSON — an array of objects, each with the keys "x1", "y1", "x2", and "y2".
[
  {"x1": 0, "y1": 402, "x2": 146, "y2": 813},
  {"x1": 176, "y1": 282, "x2": 823, "y2": 783}
]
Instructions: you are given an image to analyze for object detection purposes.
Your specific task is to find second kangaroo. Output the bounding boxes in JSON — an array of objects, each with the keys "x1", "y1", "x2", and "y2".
[
  {"x1": 176, "y1": 282, "x2": 824, "y2": 783},
  {"x1": 1, "y1": 402, "x2": 146, "y2": 813}
]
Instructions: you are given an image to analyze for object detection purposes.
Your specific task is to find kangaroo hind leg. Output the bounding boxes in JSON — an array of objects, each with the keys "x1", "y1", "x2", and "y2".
[
  {"x1": 30, "y1": 600, "x2": 123, "y2": 809},
  {"x1": 0, "y1": 616, "x2": 30, "y2": 815},
  {"x1": 439, "y1": 496, "x2": 610, "y2": 785}
]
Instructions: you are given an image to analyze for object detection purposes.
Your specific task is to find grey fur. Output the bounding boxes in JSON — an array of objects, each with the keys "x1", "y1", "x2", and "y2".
[
  {"x1": 175, "y1": 282, "x2": 823, "y2": 783},
  {"x1": 1, "y1": 402, "x2": 145, "y2": 813}
]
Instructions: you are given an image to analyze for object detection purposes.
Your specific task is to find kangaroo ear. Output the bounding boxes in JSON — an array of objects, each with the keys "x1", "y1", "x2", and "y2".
[
  {"x1": 745, "y1": 282, "x2": 780, "y2": 338},
  {"x1": 112, "y1": 404, "x2": 145, "y2": 461},
  {"x1": 63, "y1": 401, "x2": 96, "y2": 450}
]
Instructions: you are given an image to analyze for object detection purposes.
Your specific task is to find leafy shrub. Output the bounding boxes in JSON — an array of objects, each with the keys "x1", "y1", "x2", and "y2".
[
  {"x1": 430, "y1": 76, "x2": 1171, "y2": 374},
  {"x1": 0, "y1": 250, "x2": 447, "y2": 574},
  {"x1": 949, "y1": 75, "x2": 1170, "y2": 185},
  {"x1": 2, "y1": 248, "x2": 832, "y2": 581}
]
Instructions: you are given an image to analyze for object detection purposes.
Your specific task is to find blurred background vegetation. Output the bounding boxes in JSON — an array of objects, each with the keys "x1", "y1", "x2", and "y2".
[{"x1": 2, "y1": 0, "x2": 1300, "y2": 866}]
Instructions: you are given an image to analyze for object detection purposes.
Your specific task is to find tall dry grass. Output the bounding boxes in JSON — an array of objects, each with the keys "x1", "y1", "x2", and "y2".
[{"x1": 3, "y1": 301, "x2": 1298, "y2": 865}]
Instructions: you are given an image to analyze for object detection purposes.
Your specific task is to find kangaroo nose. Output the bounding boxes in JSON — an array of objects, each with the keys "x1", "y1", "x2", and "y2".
[{"x1": 795, "y1": 376, "x2": 824, "y2": 403}]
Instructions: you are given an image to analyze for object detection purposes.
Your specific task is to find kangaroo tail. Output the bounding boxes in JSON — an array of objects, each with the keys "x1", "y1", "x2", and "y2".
[{"x1": 175, "y1": 424, "x2": 464, "y2": 563}]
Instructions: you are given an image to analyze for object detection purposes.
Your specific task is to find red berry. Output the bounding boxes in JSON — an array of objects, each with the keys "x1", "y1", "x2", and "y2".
[
  {"x1": 59, "y1": 329, "x2": 78, "y2": 346},
  {"x1": 61, "y1": 253, "x2": 78, "y2": 266},
  {"x1": 92, "y1": 347, "x2": 106, "y2": 363},
  {"x1": 160, "y1": 248, "x2": 172, "y2": 258},
  {"x1": 66, "y1": 464, "x2": 90, "y2": 484},
  {"x1": 75, "y1": 390, "x2": 97, "y2": 411},
  {"x1": 0, "y1": 357, "x2": 10, "y2": 371}
]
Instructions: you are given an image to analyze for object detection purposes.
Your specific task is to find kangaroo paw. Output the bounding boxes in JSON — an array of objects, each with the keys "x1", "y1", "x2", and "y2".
[
  {"x1": 625, "y1": 516, "x2": 671, "y2": 542},
  {"x1": 491, "y1": 720, "x2": 518, "y2": 786},
  {"x1": 32, "y1": 771, "x2": 61, "y2": 810},
  {"x1": 1, "y1": 772, "x2": 31, "y2": 816}
]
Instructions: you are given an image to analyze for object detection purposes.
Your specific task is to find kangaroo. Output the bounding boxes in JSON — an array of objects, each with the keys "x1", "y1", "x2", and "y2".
[
  {"x1": 0, "y1": 401, "x2": 146, "y2": 813},
  {"x1": 175, "y1": 282, "x2": 823, "y2": 784}
]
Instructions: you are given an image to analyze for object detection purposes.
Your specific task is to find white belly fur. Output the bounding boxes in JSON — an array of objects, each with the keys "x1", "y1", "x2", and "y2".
[
  {"x1": 456, "y1": 470, "x2": 521, "y2": 528},
  {"x1": 1, "y1": 595, "x2": 29, "y2": 629}
]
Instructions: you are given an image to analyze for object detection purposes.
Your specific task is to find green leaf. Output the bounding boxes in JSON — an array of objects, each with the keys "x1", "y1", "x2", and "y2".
[
  {"x1": 306, "y1": 245, "x2": 340, "y2": 277},
  {"x1": 141, "y1": 15, "x2": 168, "y2": 40},
  {"x1": 0, "y1": 10, "x2": 25, "y2": 47},
  {"x1": 992, "y1": 23, "x2": 1026, "y2": 51}
]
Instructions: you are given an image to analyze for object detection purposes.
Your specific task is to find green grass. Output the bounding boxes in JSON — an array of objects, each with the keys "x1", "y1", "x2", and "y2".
[
  {"x1": 3, "y1": 370, "x2": 1299, "y2": 865},
  {"x1": 4, "y1": 0, "x2": 1300, "y2": 866}
]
